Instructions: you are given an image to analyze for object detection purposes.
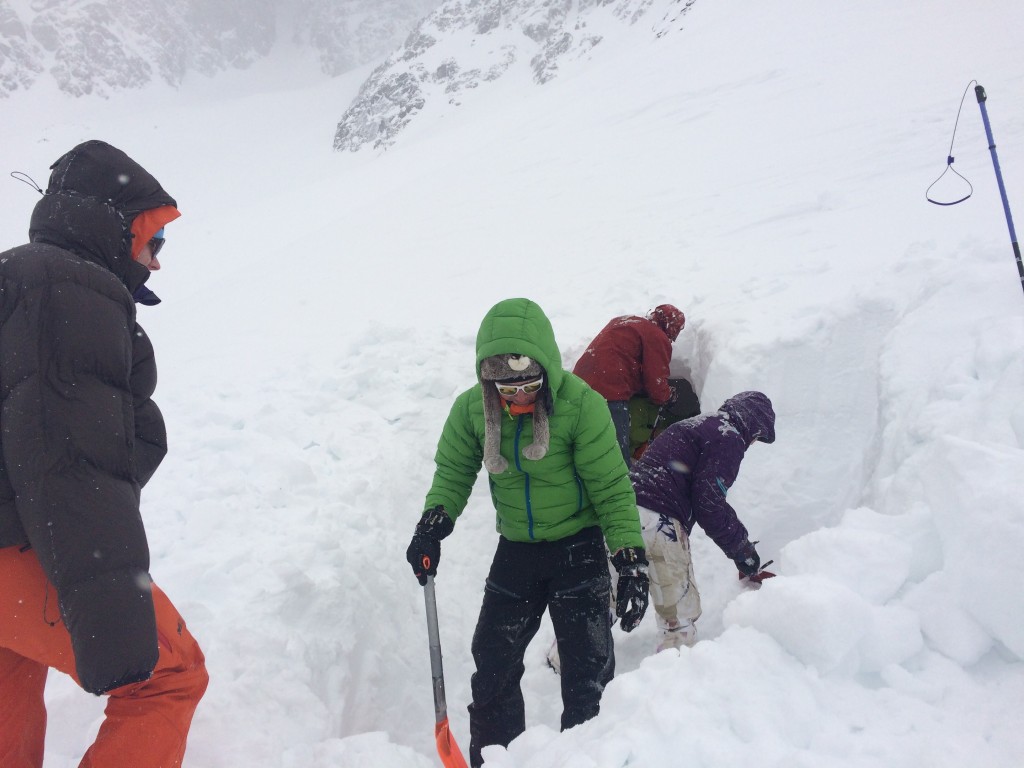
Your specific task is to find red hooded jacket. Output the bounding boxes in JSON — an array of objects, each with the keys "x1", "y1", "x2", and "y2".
[{"x1": 573, "y1": 309, "x2": 683, "y2": 404}]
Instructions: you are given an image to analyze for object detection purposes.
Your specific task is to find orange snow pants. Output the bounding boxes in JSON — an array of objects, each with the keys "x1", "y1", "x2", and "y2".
[{"x1": 0, "y1": 545, "x2": 209, "y2": 768}]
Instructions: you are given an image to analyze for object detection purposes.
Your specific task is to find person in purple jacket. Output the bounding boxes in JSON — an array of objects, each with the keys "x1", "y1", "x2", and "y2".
[{"x1": 630, "y1": 391, "x2": 775, "y2": 651}]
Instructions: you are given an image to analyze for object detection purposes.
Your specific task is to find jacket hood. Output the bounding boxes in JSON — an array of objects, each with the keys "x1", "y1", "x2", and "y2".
[
  {"x1": 647, "y1": 304, "x2": 685, "y2": 341},
  {"x1": 28, "y1": 140, "x2": 178, "y2": 295},
  {"x1": 475, "y1": 298, "x2": 564, "y2": 391},
  {"x1": 720, "y1": 391, "x2": 776, "y2": 444}
]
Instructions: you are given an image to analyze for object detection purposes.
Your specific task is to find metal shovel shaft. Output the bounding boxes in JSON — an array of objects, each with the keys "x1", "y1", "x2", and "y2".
[
  {"x1": 423, "y1": 575, "x2": 448, "y2": 725},
  {"x1": 423, "y1": 576, "x2": 469, "y2": 768}
]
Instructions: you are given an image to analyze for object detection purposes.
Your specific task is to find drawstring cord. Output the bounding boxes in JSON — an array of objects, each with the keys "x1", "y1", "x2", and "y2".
[
  {"x1": 10, "y1": 171, "x2": 44, "y2": 195},
  {"x1": 42, "y1": 582, "x2": 59, "y2": 627},
  {"x1": 12, "y1": 543, "x2": 59, "y2": 626}
]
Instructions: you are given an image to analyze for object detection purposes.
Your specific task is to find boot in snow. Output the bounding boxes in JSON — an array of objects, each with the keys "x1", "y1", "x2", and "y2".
[{"x1": 657, "y1": 619, "x2": 697, "y2": 651}]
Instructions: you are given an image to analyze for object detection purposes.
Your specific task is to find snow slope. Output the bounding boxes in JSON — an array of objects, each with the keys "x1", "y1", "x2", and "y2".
[{"x1": 0, "y1": 0, "x2": 1022, "y2": 765}]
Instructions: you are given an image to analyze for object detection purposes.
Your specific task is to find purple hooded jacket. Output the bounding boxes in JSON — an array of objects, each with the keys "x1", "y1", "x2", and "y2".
[{"x1": 630, "y1": 391, "x2": 775, "y2": 560}]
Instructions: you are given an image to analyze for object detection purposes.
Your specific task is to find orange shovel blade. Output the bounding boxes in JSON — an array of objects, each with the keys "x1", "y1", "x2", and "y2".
[{"x1": 434, "y1": 717, "x2": 469, "y2": 768}]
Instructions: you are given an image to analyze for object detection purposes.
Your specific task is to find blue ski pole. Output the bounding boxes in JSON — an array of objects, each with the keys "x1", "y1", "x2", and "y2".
[{"x1": 975, "y1": 85, "x2": 1023, "y2": 298}]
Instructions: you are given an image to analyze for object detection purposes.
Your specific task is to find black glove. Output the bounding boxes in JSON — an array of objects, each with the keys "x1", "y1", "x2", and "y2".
[
  {"x1": 611, "y1": 547, "x2": 650, "y2": 632},
  {"x1": 405, "y1": 506, "x2": 455, "y2": 586},
  {"x1": 732, "y1": 539, "x2": 761, "y2": 578}
]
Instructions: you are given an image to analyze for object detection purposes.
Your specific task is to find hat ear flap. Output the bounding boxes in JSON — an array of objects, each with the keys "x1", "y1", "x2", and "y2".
[
  {"x1": 522, "y1": 403, "x2": 549, "y2": 461},
  {"x1": 482, "y1": 385, "x2": 509, "y2": 474}
]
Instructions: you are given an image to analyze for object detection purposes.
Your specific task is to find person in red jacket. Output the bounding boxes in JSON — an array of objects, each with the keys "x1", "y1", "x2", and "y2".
[{"x1": 573, "y1": 305, "x2": 686, "y2": 464}]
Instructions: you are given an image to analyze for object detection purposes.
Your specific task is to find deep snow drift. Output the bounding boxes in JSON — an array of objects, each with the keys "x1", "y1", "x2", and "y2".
[{"x1": 1, "y1": 0, "x2": 1022, "y2": 766}]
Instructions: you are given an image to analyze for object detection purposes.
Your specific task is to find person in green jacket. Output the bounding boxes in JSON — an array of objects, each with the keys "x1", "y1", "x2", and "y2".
[{"x1": 405, "y1": 298, "x2": 650, "y2": 768}]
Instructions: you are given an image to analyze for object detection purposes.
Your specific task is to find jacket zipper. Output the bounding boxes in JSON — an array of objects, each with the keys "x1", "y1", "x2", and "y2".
[{"x1": 513, "y1": 415, "x2": 535, "y2": 540}]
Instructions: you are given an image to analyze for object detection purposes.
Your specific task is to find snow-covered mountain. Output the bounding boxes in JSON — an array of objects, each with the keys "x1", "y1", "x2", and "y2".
[
  {"x1": 334, "y1": 0, "x2": 698, "y2": 151},
  {"x1": 1, "y1": 0, "x2": 1023, "y2": 766},
  {"x1": 295, "y1": 0, "x2": 444, "y2": 76},
  {"x1": 0, "y1": 0, "x2": 441, "y2": 97}
]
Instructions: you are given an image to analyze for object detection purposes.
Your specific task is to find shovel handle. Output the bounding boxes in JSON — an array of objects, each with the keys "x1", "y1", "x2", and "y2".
[
  {"x1": 423, "y1": 576, "x2": 448, "y2": 724},
  {"x1": 424, "y1": 577, "x2": 470, "y2": 768}
]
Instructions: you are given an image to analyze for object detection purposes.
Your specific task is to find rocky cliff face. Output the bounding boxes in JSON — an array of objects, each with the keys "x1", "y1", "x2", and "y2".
[
  {"x1": 0, "y1": 5, "x2": 40, "y2": 95},
  {"x1": 0, "y1": 0, "x2": 440, "y2": 98},
  {"x1": 293, "y1": 0, "x2": 442, "y2": 76},
  {"x1": 332, "y1": 0, "x2": 698, "y2": 152},
  {"x1": 0, "y1": 0, "x2": 698, "y2": 150}
]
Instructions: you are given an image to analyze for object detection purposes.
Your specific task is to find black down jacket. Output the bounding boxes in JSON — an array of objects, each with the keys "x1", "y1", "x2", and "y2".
[{"x1": 0, "y1": 140, "x2": 176, "y2": 694}]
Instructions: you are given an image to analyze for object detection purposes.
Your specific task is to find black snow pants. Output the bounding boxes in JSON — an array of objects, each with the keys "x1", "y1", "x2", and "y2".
[{"x1": 468, "y1": 526, "x2": 613, "y2": 767}]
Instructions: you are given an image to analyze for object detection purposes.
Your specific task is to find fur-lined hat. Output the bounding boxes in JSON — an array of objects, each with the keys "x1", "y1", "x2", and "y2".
[
  {"x1": 479, "y1": 353, "x2": 550, "y2": 473},
  {"x1": 479, "y1": 353, "x2": 544, "y2": 382}
]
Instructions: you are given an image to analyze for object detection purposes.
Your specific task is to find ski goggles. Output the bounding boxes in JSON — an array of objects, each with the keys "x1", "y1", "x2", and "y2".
[
  {"x1": 494, "y1": 377, "x2": 544, "y2": 397},
  {"x1": 148, "y1": 228, "x2": 166, "y2": 258}
]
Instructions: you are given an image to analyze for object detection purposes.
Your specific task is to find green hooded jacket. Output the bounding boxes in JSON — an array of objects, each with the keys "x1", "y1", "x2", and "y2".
[{"x1": 424, "y1": 298, "x2": 643, "y2": 552}]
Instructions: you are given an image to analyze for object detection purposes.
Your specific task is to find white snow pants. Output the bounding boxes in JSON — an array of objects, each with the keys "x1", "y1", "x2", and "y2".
[{"x1": 639, "y1": 507, "x2": 701, "y2": 630}]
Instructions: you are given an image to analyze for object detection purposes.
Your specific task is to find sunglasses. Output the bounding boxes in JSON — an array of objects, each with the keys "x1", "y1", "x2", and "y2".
[
  {"x1": 148, "y1": 234, "x2": 165, "y2": 259},
  {"x1": 494, "y1": 377, "x2": 544, "y2": 397}
]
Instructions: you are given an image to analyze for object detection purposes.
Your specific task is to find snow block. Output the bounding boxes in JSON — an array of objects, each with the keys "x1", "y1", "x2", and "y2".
[
  {"x1": 923, "y1": 436, "x2": 1024, "y2": 660},
  {"x1": 723, "y1": 574, "x2": 872, "y2": 674},
  {"x1": 781, "y1": 525, "x2": 912, "y2": 604}
]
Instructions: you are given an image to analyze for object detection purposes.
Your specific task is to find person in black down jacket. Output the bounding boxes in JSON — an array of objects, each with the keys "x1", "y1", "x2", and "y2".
[{"x1": 0, "y1": 140, "x2": 208, "y2": 767}]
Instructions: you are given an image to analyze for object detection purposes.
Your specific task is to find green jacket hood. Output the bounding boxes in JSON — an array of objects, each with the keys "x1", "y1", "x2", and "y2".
[{"x1": 475, "y1": 298, "x2": 564, "y2": 390}]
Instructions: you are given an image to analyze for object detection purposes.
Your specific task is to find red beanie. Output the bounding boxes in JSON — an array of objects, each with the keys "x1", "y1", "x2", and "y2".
[{"x1": 648, "y1": 304, "x2": 685, "y2": 341}]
